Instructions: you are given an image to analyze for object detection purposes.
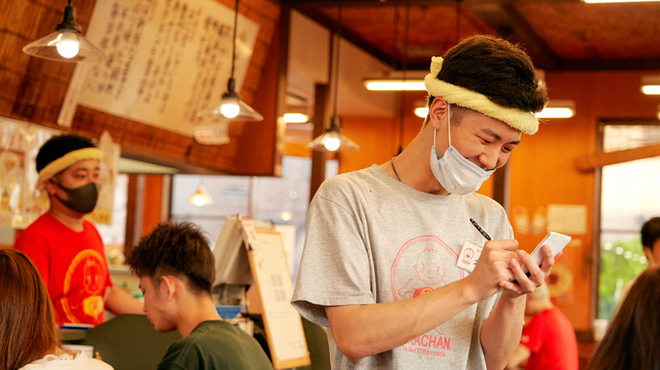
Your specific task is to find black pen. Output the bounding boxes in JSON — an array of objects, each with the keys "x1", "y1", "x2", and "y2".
[{"x1": 470, "y1": 218, "x2": 492, "y2": 241}]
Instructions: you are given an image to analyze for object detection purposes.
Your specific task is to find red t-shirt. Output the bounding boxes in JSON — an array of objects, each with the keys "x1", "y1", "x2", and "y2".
[
  {"x1": 14, "y1": 213, "x2": 113, "y2": 326},
  {"x1": 521, "y1": 306, "x2": 579, "y2": 370}
]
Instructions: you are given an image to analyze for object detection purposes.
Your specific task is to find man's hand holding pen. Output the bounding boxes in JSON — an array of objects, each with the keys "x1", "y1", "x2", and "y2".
[{"x1": 467, "y1": 219, "x2": 555, "y2": 299}]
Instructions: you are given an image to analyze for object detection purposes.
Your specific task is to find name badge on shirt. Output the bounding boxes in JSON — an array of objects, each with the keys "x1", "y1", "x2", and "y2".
[{"x1": 456, "y1": 241, "x2": 482, "y2": 273}]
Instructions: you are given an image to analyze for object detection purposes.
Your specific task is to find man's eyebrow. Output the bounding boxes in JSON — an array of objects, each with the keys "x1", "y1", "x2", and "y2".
[
  {"x1": 482, "y1": 128, "x2": 520, "y2": 145},
  {"x1": 73, "y1": 165, "x2": 101, "y2": 172}
]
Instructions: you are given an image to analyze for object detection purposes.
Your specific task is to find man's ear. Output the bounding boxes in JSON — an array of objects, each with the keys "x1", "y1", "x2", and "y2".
[
  {"x1": 428, "y1": 97, "x2": 449, "y2": 130},
  {"x1": 643, "y1": 246, "x2": 653, "y2": 261},
  {"x1": 160, "y1": 275, "x2": 178, "y2": 301},
  {"x1": 43, "y1": 178, "x2": 58, "y2": 195}
]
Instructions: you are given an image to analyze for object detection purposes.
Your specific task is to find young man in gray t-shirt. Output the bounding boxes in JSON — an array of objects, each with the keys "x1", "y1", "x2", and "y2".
[{"x1": 293, "y1": 35, "x2": 556, "y2": 370}]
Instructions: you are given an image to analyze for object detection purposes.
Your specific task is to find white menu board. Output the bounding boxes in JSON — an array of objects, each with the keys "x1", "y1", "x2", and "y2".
[
  {"x1": 239, "y1": 218, "x2": 311, "y2": 369},
  {"x1": 65, "y1": 0, "x2": 259, "y2": 136}
]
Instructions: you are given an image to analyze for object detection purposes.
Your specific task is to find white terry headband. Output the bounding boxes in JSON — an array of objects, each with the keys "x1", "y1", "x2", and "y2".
[
  {"x1": 37, "y1": 147, "x2": 103, "y2": 190},
  {"x1": 424, "y1": 56, "x2": 540, "y2": 135}
]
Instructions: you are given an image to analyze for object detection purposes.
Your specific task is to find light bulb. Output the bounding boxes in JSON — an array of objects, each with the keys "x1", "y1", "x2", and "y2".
[
  {"x1": 189, "y1": 185, "x2": 212, "y2": 206},
  {"x1": 643, "y1": 85, "x2": 660, "y2": 95},
  {"x1": 282, "y1": 113, "x2": 309, "y2": 123},
  {"x1": 323, "y1": 137, "x2": 341, "y2": 151},
  {"x1": 191, "y1": 194, "x2": 207, "y2": 206},
  {"x1": 414, "y1": 107, "x2": 429, "y2": 118},
  {"x1": 220, "y1": 102, "x2": 240, "y2": 118},
  {"x1": 55, "y1": 32, "x2": 80, "y2": 58}
]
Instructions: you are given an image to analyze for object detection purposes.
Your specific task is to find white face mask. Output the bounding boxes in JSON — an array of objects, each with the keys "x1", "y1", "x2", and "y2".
[{"x1": 430, "y1": 105, "x2": 495, "y2": 195}]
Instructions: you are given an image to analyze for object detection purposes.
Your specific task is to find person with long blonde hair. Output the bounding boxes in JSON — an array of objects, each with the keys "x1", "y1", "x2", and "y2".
[{"x1": 0, "y1": 249, "x2": 112, "y2": 370}]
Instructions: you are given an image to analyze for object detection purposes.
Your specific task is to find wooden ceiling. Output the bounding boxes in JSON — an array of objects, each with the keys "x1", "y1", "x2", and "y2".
[{"x1": 284, "y1": 0, "x2": 660, "y2": 72}]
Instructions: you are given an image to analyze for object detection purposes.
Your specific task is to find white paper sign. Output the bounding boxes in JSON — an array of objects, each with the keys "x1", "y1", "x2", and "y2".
[{"x1": 68, "y1": 0, "x2": 259, "y2": 136}]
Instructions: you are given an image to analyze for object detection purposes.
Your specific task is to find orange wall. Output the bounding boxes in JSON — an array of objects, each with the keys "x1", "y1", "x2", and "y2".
[
  {"x1": 140, "y1": 175, "x2": 164, "y2": 238},
  {"x1": 339, "y1": 91, "x2": 427, "y2": 173},
  {"x1": 336, "y1": 69, "x2": 660, "y2": 332},
  {"x1": 510, "y1": 70, "x2": 660, "y2": 331}
]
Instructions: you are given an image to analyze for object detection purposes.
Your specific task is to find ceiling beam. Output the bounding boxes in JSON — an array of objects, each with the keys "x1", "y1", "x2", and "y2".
[
  {"x1": 562, "y1": 58, "x2": 660, "y2": 71},
  {"x1": 575, "y1": 143, "x2": 660, "y2": 172},
  {"x1": 469, "y1": 2, "x2": 562, "y2": 71},
  {"x1": 293, "y1": 7, "x2": 396, "y2": 67},
  {"x1": 285, "y1": 0, "x2": 581, "y2": 8}
]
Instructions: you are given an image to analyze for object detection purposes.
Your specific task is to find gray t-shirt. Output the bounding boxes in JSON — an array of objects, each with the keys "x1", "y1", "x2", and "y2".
[{"x1": 292, "y1": 165, "x2": 514, "y2": 370}]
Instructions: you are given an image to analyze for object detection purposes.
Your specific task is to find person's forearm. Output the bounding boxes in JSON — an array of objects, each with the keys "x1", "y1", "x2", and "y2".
[
  {"x1": 104, "y1": 286, "x2": 144, "y2": 315},
  {"x1": 481, "y1": 294, "x2": 526, "y2": 369},
  {"x1": 326, "y1": 278, "x2": 480, "y2": 361},
  {"x1": 505, "y1": 344, "x2": 531, "y2": 370}
]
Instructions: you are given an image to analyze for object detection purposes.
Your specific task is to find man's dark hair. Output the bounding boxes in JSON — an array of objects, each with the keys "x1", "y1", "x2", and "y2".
[
  {"x1": 641, "y1": 217, "x2": 660, "y2": 251},
  {"x1": 428, "y1": 35, "x2": 548, "y2": 115},
  {"x1": 36, "y1": 134, "x2": 96, "y2": 173},
  {"x1": 128, "y1": 222, "x2": 215, "y2": 295}
]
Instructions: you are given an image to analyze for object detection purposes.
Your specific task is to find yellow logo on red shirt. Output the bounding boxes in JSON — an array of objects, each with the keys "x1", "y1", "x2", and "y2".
[{"x1": 61, "y1": 249, "x2": 106, "y2": 324}]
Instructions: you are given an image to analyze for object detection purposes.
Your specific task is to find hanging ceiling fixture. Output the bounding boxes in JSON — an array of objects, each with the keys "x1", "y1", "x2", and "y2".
[
  {"x1": 282, "y1": 113, "x2": 309, "y2": 123},
  {"x1": 197, "y1": 0, "x2": 263, "y2": 122},
  {"x1": 308, "y1": 0, "x2": 359, "y2": 153},
  {"x1": 535, "y1": 100, "x2": 576, "y2": 119},
  {"x1": 363, "y1": 76, "x2": 426, "y2": 91},
  {"x1": 308, "y1": 116, "x2": 359, "y2": 152},
  {"x1": 189, "y1": 184, "x2": 213, "y2": 207},
  {"x1": 641, "y1": 75, "x2": 660, "y2": 95},
  {"x1": 22, "y1": 0, "x2": 106, "y2": 63}
]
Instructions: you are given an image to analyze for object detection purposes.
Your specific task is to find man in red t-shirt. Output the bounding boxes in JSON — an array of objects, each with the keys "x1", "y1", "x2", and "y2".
[
  {"x1": 505, "y1": 282, "x2": 578, "y2": 370},
  {"x1": 15, "y1": 134, "x2": 143, "y2": 326}
]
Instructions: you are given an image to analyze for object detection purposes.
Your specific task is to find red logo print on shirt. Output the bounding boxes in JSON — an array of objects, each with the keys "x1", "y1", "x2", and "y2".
[{"x1": 390, "y1": 235, "x2": 464, "y2": 357}]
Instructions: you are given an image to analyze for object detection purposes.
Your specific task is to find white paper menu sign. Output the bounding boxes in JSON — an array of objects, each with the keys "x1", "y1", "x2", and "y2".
[
  {"x1": 251, "y1": 247, "x2": 308, "y2": 362},
  {"x1": 238, "y1": 218, "x2": 310, "y2": 368},
  {"x1": 64, "y1": 0, "x2": 259, "y2": 136}
]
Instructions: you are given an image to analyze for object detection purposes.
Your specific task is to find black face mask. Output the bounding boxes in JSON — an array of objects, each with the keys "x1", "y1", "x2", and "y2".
[{"x1": 52, "y1": 181, "x2": 99, "y2": 214}]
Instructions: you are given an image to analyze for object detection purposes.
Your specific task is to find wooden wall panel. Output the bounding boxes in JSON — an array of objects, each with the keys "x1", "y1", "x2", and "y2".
[
  {"x1": 141, "y1": 175, "x2": 164, "y2": 237},
  {"x1": 0, "y1": 0, "x2": 283, "y2": 176},
  {"x1": 338, "y1": 91, "x2": 425, "y2": 174},
  {"x1": 510, "y1": 69, "x2": 660, "y2": 332}
]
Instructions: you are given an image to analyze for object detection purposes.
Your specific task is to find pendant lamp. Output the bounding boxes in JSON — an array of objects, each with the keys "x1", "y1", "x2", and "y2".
[
  {"x1": 308, "y1": 0, "x2": 359, "y2": 153},
  {"x1": 189, "y1": 185, "x2": 213, "y2": 207},
  {"x1": 308, "y1": 116, "x2": 359, "y2": 152},
  {"x1": 23, "y1": 0, "x2": 105, "y2": 63},
  {"x1": 197, "y1": 0, "x2": 263, "y2": 122}
]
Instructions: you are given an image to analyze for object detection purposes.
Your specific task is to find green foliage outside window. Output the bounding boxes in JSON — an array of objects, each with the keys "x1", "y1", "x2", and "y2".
[{"x1": 598, "y1": 235, "x2": 648, "y2": 321}]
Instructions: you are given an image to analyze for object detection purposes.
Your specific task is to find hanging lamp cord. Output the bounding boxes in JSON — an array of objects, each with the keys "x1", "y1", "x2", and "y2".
[
  {"x1": 231, "y1": 0, "x2": 239, "y2": 79},
  {"x1": 332, "y1": 0, "x2": 343, "y2": 117}
]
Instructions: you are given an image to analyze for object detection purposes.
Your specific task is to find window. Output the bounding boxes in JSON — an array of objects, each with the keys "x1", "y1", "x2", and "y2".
[
  {"x1": 598, "y1": 123, "x2": 660, "y2": 320},
  {"x1": 170, "y1": 156, "x2": 338, "y2": 280}
]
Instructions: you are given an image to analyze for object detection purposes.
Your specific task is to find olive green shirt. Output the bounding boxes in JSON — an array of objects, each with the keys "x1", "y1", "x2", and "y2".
[{"x1": 158, "y1": 320, "x2": 273, "y2": 370}]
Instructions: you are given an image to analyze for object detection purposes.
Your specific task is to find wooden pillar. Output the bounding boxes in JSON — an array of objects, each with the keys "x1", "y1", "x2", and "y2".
[{"x1": 309, "y1": 84, "x2": 329, "y2": 202}]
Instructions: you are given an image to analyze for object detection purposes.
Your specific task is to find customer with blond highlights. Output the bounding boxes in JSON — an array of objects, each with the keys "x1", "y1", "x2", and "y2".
[
  {"x1": 0, "y1": 249, "x2": 112, "y2": 370},
  {"x1": 588, "y1": 267, "x2": 660, "y2": 370}
]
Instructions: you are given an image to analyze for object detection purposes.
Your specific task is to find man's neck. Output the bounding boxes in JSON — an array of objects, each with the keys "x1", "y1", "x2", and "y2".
[
  {"x1": 176, "y1": 295, "x2": 222, "y2": 338},
  {"x1": 383, "y1": 125, "x2": 449, "y2": 195},
  {"x1": 49, "y1": 208, "x2": 85, "y2": 232}
]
